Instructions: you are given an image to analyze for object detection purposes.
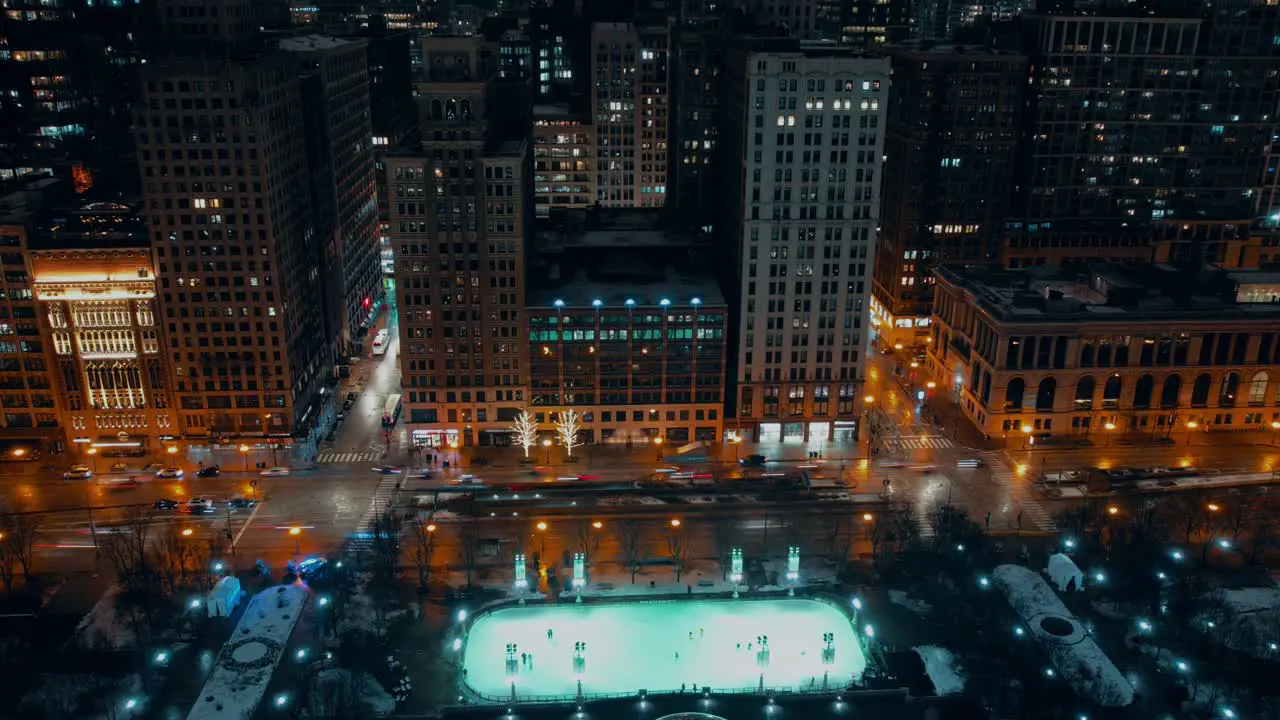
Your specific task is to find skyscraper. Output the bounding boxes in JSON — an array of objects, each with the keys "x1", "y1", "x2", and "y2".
[
  {"x1": 872, "y1": 43, "x2": 1026, "y2": 350},
  {"x1": 591, "y1": 21, "x2": 671, "y2": 208},
  {"x1": 1008, "y1": 8, "x2": 1280, "y2": 269},
  {"x1": 670, "y1": 4, "x2": 725, "y2": 232},
  {"x1": 137, "y1": 1, "x2": 339, "y2": 447},
  {"x1": 388, "y1": 36, "x2": 533, "y2": 451},
  {"x1": 719, "y1": 39, "x2": 889, "y2": 444}
]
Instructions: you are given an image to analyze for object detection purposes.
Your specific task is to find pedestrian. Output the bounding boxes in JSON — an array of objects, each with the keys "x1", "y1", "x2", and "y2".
[
  {"x1": 736, "y1": 642, "x2": 741, "y2": 651},
  {"x1": 699, "y1": 627, "x2": 704, "y2": 638},
  {"x1": 687, "y1": 584, "x2": 693, "y2": 595},
  {"x1": 521, "y1": 652, "x2": 527, "y2": 665},
  {"x1": 547, "y1": 627, "x2": 554, "y2": 641},
  {"x1": 688, "y1": 631, "x2": 694, "y2": 640},
  {"x1": 674, "y1": 651, "x2": 680, "y2": 662},
  {"x1": 692, "y1": 684, "x2": 698, "y2": 693},
  {"x1": 681, "y1": 683, "x2": 686, "y2": 693},
  {"x1": 748, "y1": 642, "x2": 752, "y2": 651}
]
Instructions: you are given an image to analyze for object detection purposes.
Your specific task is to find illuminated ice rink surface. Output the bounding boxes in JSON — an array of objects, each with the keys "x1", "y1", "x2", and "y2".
[{"x1": 461, "y1": 598, "x2": 865, "y2": 697}]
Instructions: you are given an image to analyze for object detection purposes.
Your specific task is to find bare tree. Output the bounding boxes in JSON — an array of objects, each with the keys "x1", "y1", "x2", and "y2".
[
  {"x1": 153, "y1": 525, "x2": 209, "y2": 597},
  {"x1": 509, "y1": 410, "x2": 538, "y2": 459},
  {"x1": 665, "y1": 523, "x2": 690, "y2": 583},
  {"x1": 571, "y1": 520, "x2": 602, "y2": 583},
  {"x1": 619, "y1": 519, "x2": 643, "y2": 584},
  {"x1": 406, "y1": 516, "x2": 437, "y2": 590},
  {"x1": 307, "y1": 669, "x2": 376, "y2": 720},
  {"x1": 458, "y1": 520, "x2": 480, "y2": 588},
  {"x1": 710, "y1": 517, "x2": 739, "y2": 581},
  {"x1": 100, "y1": 508, "x2": 155, "y2": 595},
  {"x1": 0, "y1": 504, "x2": 19, "y2": 594},
  {"x1": 554, "y1": 409, "x2": 583, "y2": 458},
  {"x1": 368, "y1": 510, "x2": 403, "y2": 630},
  {"x1": 1, "y1": 499, "x2": 40, "y2": 583}
]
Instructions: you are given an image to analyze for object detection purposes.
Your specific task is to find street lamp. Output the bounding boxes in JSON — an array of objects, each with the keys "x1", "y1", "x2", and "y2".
[
  {"x1": 1021, "y1": 424, "x2": 1033, "y2": 450},
  {"x1": 1103, "y1": 422, "x2": 1117, "y2": 446},
  {"x1": 239, "y1": 444, "x2": 251, "y2": 472},
  {"x1": 535, "y1": 521, "x2": 547, "y2": 557},
  {"x1": 1186, "y1": 420, "x2": 1199, "y2": 445},
  {"x1": 654, "y1": 435, "x2": 664, "y2": 460},
  {"x1": 289, "y1": 526, "x2": 301, "y2": 555},
  {"x1": 670, "y1": 518, "x2": 681, "y2": 528},
  {"x1": 426, "y1": 523, "x2": 437, "y2": 533},
  {"x1": 167, "y1": 445, "x2": 179, "y2": 456},
  {"x1": 541, "y1": 438, "x2": 552, "y2": 464},
  {"x1": 1271, "y1": 420, "x2": 1280, "y2": 445},
  {"x1": 181, "y1": 527, "x2": 194, "y2": 537},
  {"x1": 11, "y1": 448, "x2": 25, "y2": 459},
  {"x1": 86, "y1": 446, "x2": 99, "y2": 473},
  {"x1": 730, "y1": 434, "x2": 744, "y2": 460},
  {"x1": 592, "y1": 520, "x2": 603, "y2": 529}
]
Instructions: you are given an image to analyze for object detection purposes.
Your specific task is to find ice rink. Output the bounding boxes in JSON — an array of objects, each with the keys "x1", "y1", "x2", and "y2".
[{"x1": 461, "y1": 598, "x2": 865, "y2": 697}]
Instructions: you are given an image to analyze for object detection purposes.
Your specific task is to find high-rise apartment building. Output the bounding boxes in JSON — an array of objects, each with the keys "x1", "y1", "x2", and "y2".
[
  {"x1": 137, "y1": 6, "x2": 336, "y2": 447},
  {"x1": 840, "y1": 0, "x2": 913, "y2": 50},
  {"x1": 591, "y1": 21, "x2": 671, "y2": 208},
  {"x1": 281, "y1": 35, "x2": 382, "y2": 356},
  {"x1": 872, "y1": 43, "x2": 1026, "y2": 349},
  {"x1": 671, "y1": 7, "x2": 724, "y2": 232},
  {"x1": 1008, "y1": 9, "x2": 1280, "y2": 269},
  {"x1": 747, "y1": 0, "x2": 843, "y2": 41},
  {"x1": 719, "y1": 40, "x2": 890, "y2": 444},
  {"x1": 388, "y1": 36, "x2": 533, "y2": 451},
  {"x1": 533, "y1": 104, "x2": 596, "y2": 217},
  {"x1": 0, "y1": 0, "x2": 144, "y2": 182}
]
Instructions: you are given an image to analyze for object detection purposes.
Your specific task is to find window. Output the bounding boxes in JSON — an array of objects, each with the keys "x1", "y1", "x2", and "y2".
[{"x1": 1004, "y1": 377, "x2": 1024, "y2": 411}]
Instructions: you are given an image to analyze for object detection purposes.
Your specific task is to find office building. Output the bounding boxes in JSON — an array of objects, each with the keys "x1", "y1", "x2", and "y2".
[
  {"x1": 1007, "y1": 9, "x2": 1280, "y2": 269},
  {"x1": 388, "y1": 36, "x2": 533, "y2": 451},
  {"x1": 747, "y1": 0, "x2": 843, "y2": 41},
  {"x1": 527, "y1": 209, "x2": 727, "y2": 445},
  {"x1": 533, "y1": 104, "x2": 596, "y2": 217},
  {"x1": 28, "y1": 199, "x2": 179, "y2": 454},
  {"x1": 137, "y1": 8, "x2": 335, "y2": 446},
  {"x1": 840, "y1": 0, "x2": 912, "y2": 51},
  {"x1": 281, "y1": 35, "x2": 382, "y2": 356},
  {"x1": 591, "y1": 21, "x2": 671, "y2": 208},
  {"x1": 719, "y1": 40, "x2": 890, "y2": 444},
  {"x1": 871, "y1": 44, "x2": 1026, "y2": 350},
  {"x1": 929, "y1": 263, "x2": 1280, "y2": 443}
]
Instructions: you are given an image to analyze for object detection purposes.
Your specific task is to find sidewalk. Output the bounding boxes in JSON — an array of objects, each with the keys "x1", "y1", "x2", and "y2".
[{"x1": 450, "y1": 439, "x2": 867, "y2": 470}]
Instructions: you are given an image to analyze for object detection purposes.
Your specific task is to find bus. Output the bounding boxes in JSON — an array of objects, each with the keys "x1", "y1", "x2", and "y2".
[
  {"x1": 382, "y1": 393, "x2": 402, "y2": 427},
  {"x1": 372, "y1": 329, "x2": 390, "y2": 357}
]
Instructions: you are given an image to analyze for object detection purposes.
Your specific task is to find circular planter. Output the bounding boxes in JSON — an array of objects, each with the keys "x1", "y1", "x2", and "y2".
[{"x1": 1027, "y1": 612, "x2": 1086, "y2": 645}]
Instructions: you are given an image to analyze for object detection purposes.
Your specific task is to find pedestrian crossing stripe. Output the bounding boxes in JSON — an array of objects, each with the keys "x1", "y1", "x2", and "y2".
[
  {"x1": 885, "y1": 436, "x2": 954, "y2": 451},
  {"x1": 316, "y1": 451, "x2": 380, "y2": 464},
  {"x1": 982, "y1": 454, "x2": 1059, "y2": 532},
  {"x1": 349, "y1": 475, "x2": 402, "y2": 550}
]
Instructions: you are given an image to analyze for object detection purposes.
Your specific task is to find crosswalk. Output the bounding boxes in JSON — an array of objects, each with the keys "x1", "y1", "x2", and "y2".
[
  {"x1": 983, "y1": 452, "x2": 1058, "y2": 532},
  {"x1": 885, "y1": 435, "x2": 954, "y2": 452},
  {"x1": 348, "y1": 474, "x2": 402, "y2": 553},
  {"x1": 316, "y1": 450, "x2": 381, "y2": 464}
]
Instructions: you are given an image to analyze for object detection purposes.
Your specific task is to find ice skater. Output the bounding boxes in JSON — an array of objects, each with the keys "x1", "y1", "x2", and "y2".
[
  {"x1": 736, "y1": 642, "x2": 741, "y2": 651},
  {"x1": 688, "y1": 630, "x2": 694, "y2": 640},
  {"x1": 521, "y1": 652, "x2": 527, "y2": 665},
  {"x1": 547, "y1": 627, "x2": 554, "y2": 641},
  {"x1": 674, "y1": 651, "x2": 680, "y2": 662},
  {"x1": 699, "y1": 627, "x2": 704, "y2": 639}
]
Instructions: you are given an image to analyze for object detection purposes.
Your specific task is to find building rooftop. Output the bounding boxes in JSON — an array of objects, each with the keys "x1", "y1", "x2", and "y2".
[
  {"x1": 540, "y1": 208, "x2": 710, "y2": 251},
  {"x1": 936, "y1": 263, "x2": 1280, "y2": 324},
  {"x1": 278, "y1": 34, "x2": 360, "y2": 52},
  {"x1": 530, "y1": 253, "x2": 724, "y2": 310}
]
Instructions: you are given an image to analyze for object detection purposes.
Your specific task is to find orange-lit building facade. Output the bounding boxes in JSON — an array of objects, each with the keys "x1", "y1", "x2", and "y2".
[{"x1": 29, "y1": 202, "x2": 177, "y2": 454}]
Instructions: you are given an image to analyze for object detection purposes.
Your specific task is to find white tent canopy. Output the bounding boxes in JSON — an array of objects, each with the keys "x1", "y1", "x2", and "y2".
[
  {"x1": 1045, "y1": 553, "x2": 1085, "y2": 592},
  {"x1": 207, "y1": 576, "x2": 242, "y2": 618}
]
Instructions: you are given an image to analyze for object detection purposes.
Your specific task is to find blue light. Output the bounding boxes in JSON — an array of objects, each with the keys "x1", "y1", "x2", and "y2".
[
  {"x1": 553, "y1": 299, "x2": 565, "y2": 308},
  {"x1": 691, "y1": 297, "x2": 702, "y2": 305},
  {"x1": 625, "y1": 298, "x2": 636, "y2": 306},
  {"x1": 659, "y1": 298, "x2": 671, "y2": 306},
  {"x1": 592, "y1": 299, "x2": 603, "y2": 307}
]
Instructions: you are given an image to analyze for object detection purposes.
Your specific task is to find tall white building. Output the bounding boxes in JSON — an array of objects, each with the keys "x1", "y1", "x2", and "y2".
[{"x1": 719, "y1": 42, "x2": 889, "y2": 445}]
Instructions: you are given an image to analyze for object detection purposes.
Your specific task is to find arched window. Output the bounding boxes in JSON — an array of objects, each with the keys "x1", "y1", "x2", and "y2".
[
  {"x1": 1074, "y1": 376, "x2": 1095, "y2": 410},
  {"x1": 1080, "y1": 341, "x2": 1095, "y2": 367},
  {"x1": 1191, "y1": 373, "x2": 1212, "y2": 407},
  {"x1": 430, "y1": 99, "x2": 443, "y2": 120},
  {"x1": 1248, "y1": 371, "x2": 1268, "y2": 406},
  {"x1": 1160, "y1": 375, "x2": 1181, "y2": 409},
  {"x1": 1102, "y1": 374, "x2": 1122, "y2": 409},
  {"x1": 460, "y1": 99, "x2": 472, "y2": 121},
  {"x1": 1036, "y1": 377, "x2": 1057, "y2": 411},
  {"x1": 1133, "y1": 374, "x2": 1155, "y2": 409},
  {"x1": 1218, "y1": 372, "x2": 1239, "y2": 407},
  {"x1": 446, "y1": 99, "x2": 458, "y2": 119},
  {"x1": 1005, "y1": 377, "x2": 1025, "y2": 411}
]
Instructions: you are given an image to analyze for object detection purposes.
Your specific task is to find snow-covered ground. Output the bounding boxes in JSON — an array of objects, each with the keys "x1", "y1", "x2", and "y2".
[
  {"x1": 461, "y1": 598, "x2": 864, "y2": 698},
  {"x1": 913, "y1": 646, "x2": 965, "y2": 695},
  {"x1": 1200, "y1": 587, "x2": 1280, "y2": 660},
  {"x1": 888, "y1": 590, "x2": 932, "y2": 616},
  {"x1": 311, "y1": 669, "x2": 395, "y2": 717},
  {"x1": 74, "y1": 584, "x2": 135, "y2": 650},
  {"x1": 186, "y1": 584, "x2": 309, "y2": 720},
  {"x1": 992, "y1": 564, "x2": 1134, "y2": 707}
]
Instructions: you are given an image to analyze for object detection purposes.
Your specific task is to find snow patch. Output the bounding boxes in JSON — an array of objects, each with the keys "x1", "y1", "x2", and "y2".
[
  {"x1": 311, "y1": 669, "x2": 395, "y2": 717},
  {"x1": 1199, "y1": 587, "x2": 1280, "y2": 660},
  {"x1": 73, "y1": 584, "x2": 135, "y2": 650},
  {"x1": 992, "y1": 564, "x2": 1134, "y2": 707},
  {"x1": 912, "y1": 645, "x2": 966, "y2": 695},
  {"x1": 888, "y1": 589, "x2": 932, "y2": 616}
]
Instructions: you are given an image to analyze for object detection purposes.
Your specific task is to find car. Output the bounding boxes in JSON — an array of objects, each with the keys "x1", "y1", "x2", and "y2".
[
  {"x1": 143, "y1": 462, "x2": 163, "y2": 472},
  {"x1": 297, "y1": 556, "x2": 328, "y2": 581},
  {"x1": 156, "y1": 467, "x2": 185, "y2": 479},
  {"x1": 956, "y1": 458, "x2": 985, "y2": 469},
  {"x1": 153, "y1": 498, "x2": 179, "y2": 511},
  {"x1": 335, "y1": 411, "x2": 347, "y2": 423},
  {"x1": 575, "y1": 473, "x2": 599, "y2": 481},
  {"x1": 228, "y1": 497, "x2": 257, "y2": 510},
  {"x1": 739, "y1": 454, "x2": 768, "y2": 467},
  {"x1": 372, "y1": 465, "x2": 403, "y2": 474},
  {"x1": 185, "y1": 497, "x2": 215, "y2": 514},
  {"x1": 324, "y1": 430, "x2": 336, "y2": 443},
  {"x1": 260, "y1": 466, "x2": 290, "y2": 477},
  {"x1": 103, "y1": 477, "x2": 140, "y2": 490},
  {"x1": 908, "y1": 465, "x2": 937, "y2": 474},
  {"x1": 63, "y1": 465, "x2": 93, "y2": 480},
  {"x1": 109, "y1": 462, "x2": 128, "y2": 472},
  {"x1": 409, "y1": 468, "x2": 434, "y2": 479},
  {"x1": 195, "y1": 465, "x2": 220, "y2": 478},
  {"x1": 455, "y1": 474, "x2": 483, "y2": 485}
]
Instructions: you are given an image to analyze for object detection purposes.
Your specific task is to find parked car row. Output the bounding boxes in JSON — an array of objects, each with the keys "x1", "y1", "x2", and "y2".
[{"x1": 153, "y1": 496, "x2": 257, "y2": 513}]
